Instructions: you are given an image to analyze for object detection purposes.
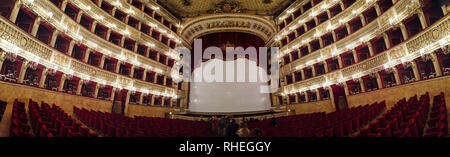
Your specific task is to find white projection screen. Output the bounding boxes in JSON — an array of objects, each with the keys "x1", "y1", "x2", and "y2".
[{"x1": 189, "y1": 58, "x2": 271, "y2": 113}]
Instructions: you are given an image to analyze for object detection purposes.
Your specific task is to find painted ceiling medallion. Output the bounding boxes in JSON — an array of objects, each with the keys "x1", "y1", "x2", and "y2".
[{"x1": 208, "y1": 0, "x2": 246, "y2": 14}]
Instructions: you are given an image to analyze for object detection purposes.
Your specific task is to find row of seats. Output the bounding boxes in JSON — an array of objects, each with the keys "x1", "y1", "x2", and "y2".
[
  {"x1": 424, "y1": 93, "x2": 448, "y2": 137},
  {"x1": 355, "y1": 93, "x2": 432, "y2": 137},
  {"x1": 9, "y1": 99, "x2": 32, "y2": 137},
  {"x1": 28, "y1": 99, "x2": 98, "y2": 137},
  {"x1": 0, "y1": 101, "x2": 6, "y2": 122},
  {"x1": 247, "y1": 102, "x2": 386, "y2": 137},
  {"x1": 74, "y1": 107, "x2": 213, "y2": 137}
]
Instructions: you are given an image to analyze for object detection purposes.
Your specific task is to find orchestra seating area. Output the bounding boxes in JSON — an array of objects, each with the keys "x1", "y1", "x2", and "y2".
[
  {"x1": 9, "y1": 99, "x2": 98, "y2": 137},
  {"x1": 9, "y1": 100, "x2": 32, "y2": 137},
  {"x1": 355, "y1": 93, "x2": 431, "y2": 137},
  {"x1": 424, "y1": 93, "x2": 448, "y2": 137},
  {"x1": 28, "y1": 100, "x2": 98, "y2": 137},
  {"x1": 353, "y1": 92, "x2": 448, "y2": 137},
  {"x1": 0, "y1": 101, "x2": 6, "y2": 122},
  {"x1": 74, "y1": 107, "x2": 213, "y2": 137},
  {"x1": 247, "y1": 101, "x2": 386, "y2": 137}
]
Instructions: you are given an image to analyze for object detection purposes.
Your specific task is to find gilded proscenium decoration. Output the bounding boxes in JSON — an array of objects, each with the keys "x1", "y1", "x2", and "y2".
[
  {"x1": 208, "y1": 0, "x2": 246, "y2": 13},
  {"x1": 157, "y1": 0, "x2": 294, "y2": 18},
  {"x1": 181, "y1": 14, "x2": 276, "y2": 44}
]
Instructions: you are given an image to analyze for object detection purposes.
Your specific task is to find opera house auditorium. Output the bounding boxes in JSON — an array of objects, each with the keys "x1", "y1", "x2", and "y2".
[{"x1": 0, "y1": 0, "x2": 448, "y2": 139}]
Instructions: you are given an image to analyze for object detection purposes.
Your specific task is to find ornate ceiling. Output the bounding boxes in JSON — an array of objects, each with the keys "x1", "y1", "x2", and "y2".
[{"x1": 156, "y1": 0, "x2": 295, "y2": 19}]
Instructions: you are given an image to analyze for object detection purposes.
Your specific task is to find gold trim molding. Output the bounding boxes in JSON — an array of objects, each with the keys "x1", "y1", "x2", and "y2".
[{"x1": 181, "y1": 14, "x2": 277, "y2": 44}]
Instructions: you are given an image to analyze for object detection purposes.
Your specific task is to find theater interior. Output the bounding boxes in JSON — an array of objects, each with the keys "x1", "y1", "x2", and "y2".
[{"x1": 0, "y1": 0, "x2": 449, "y2": 138}]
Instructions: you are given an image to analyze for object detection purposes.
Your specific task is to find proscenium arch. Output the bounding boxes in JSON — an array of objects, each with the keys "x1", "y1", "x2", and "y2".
[{"x1": 180, "y1": 13, "x2": 277, "y2": 45}]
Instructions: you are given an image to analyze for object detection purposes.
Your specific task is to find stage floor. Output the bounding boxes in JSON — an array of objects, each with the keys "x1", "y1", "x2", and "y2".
[{"x1": 175, "y1": 110, "x2": 281, "y2": 118}]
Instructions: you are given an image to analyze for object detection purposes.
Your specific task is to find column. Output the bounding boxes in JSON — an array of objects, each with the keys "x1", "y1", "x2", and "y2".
[
  {"x1": 142, "y1": 69, "x2": 148, "y2": 81},
  {"x1": 331, "y1": 31, "x2": 337, "y2": 43},
  {"x1": 304, "y1": 92, "x2": 309, "y2": 103},
  {"x1": 50, "y1": 30, "x2": 60, "y2": 48},
  {"x1": 416, "y1": 9, "x2": 428, "y2": 29},
  {"x1": 367, "y1": 42, "x2": 375, "y2": 57},
  {"x1": 39, "y1": 68, "x2": 48, "y2": 88},
  {"x1": 120, "y1": 36, "x2": 126, "y2": 47},
  {"x1": 300, "y1": 70, "x2": 305, "y2": 80},
  {"x1": 307, "y1": 44, "x2": 312, "y2": 54},
  {"x1": 292, "y1": 72, "x2": 297, "y2": 82},
  {"x1": 161, "y1": 97, "x2": 165, "y2": 106},
  {"x1": 164, "y1": 76, "x2": 168, "y2": 86},
  {"x1": 294, "y1": 94, "x2": 299, "y2": 104},
  {"x1": 106, "y1": 29, "x2": 112, "y2": 41},
  {"x1": 326, "y1": 10, "x2": 331, "y2": 21},
  {"x1": 393, "y1": 68, "x2": 401, "y2": 85},
  {"x1": 431, "y1": 52, "x2": 443, "y2": 76},
  {"x1": 111, "y1": 8, "x2": 117, "y2": 17},
  {"x1": 91, "y1": 21, "x2": 98, "y2": 32},
  {"x1": 337, "y1": 55, "x2": 343, "y2": 69},
  {"x1": 328, "y1": 86, "x2": 336, "y2": 109},
  {"x1": 318, "y1": 38, "x2": 324, "y2": 48},
  {"x1": 94, "y1": 84, "x2": 100, "y2": 98},
  {"x1": 374, "y1": 4, "x2": 382, "y2": 16},
  {"x1": 311, "y1": 65, "x2": 316, "y2": 77},
  {"x1": 8, "y1": 0, "x2": 21, "y2": 23},
  {"x1": 382, "y1": 33, "x2": 391, "y2": 49},
  {"x1": 343, "y1": 83, "x2": 350, "y2": 96},
  {"x1": 0, "y1": 56, "x2": 4, "y2": 73},
  {"x1": 345, "y1": 23, "x2": 351, "y2": 34},
  {"x1": 61, "y1": 0, "x2": 69, "y2": 11},
  {"x1": 156, "y1": 54, "x2": 160, "y2": 64},
  {"x1": 411, "y1": 62, "x2": 421, "y2": 81},
  {"x1": 76, "y1": 11, "x2": 83, "y2": 23},
  {"x1": 359, "y1": 78, "x2": 366, "y2": 92},
  {"x1": 150, "y1": 95, "x2": 155, "y2": 106},
  {"x1": 153, "y1": 73, "x2": 158, "y2": 83},
  {"x1": 115, "y1": 61, "x2": 122, "y2": 73},
  {"x1": 352, "y1": 50, "x2": 359, "y2": 63},
  {"x1": 100, "y1": 55, "x2": 106, "y2": 68},
  {"x1": 67, "y1": 40, "x2": 76, "y2": 56},
  {"x1": 399, "y1": 23, "x2": 409, "y2": 40},
  {"x1": 76, "y1": 80, "x2": 84, "y2": 95},
  {"x1": 124, "y1": 90, "x2": 131, "y2": 114},
  {"x1": 31, "y1": 17, "x2": 42, "y2": 37},
  {"x1": 323, "y1": 61, "x2": 329, "y2": 73},
  {"x1": 124, "y1": 15, "x2": 130, "y2": 26},
  {"x1": 84, "y1": 50, "x2": 90, "y2": 63},
  {"x1": 97, "y1": 0, "x2": 103, "y2": 7},
  {"x1": 110, "y1": 87, "x2": 117, "y2": 101},
  {"x1": 130, "y1": 65, "x2": 135, "y2": 77},
  {"x1": 360, "y1": 14, "x2": 367, "y2": 26},
  {"x1": 315, "y1": 89, "x2": 320, "y2": 101},
  {"x1": 18, "y1": 61, "x2": 29, "y2": 83},
  {"x1": 58, "y1": 74, "x2": 66, "y2": 92},
  {"x1": 139, "y1": 94, "x2": 144, "y2": 105},
  {"x1": 375, "y1": 73, "x2": 383, "y2": 89}
]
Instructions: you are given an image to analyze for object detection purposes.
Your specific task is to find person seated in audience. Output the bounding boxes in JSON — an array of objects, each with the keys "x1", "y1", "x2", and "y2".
[
  {"x1": 210, "y1": 116, "x2": 219, "y2": 136},
  {"x1": 250, "y1": 128, "x2": 263, "y2": 137},
  {"x1": 218, "y1": 117, "x2": 228, "y2": 137},
  {"x1": 270, "y1": 115, "x2": 278, "y2": 127},
  {"x1": 237, "y1": 123, "x2": 251, "y2": 137},
  {"x1": 225, "y1": 119, "x2": 239, "y2": 137}
]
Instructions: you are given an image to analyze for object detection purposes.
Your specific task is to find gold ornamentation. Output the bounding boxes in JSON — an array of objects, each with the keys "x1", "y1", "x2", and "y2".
[{"x1": 208, "y1": 0, "x2": 246, "y2": 14}]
